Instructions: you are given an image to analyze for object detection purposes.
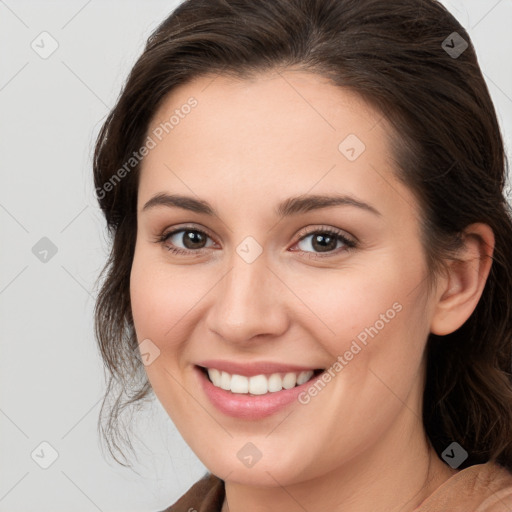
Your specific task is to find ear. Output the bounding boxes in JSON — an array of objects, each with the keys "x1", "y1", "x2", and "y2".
[{"x1": 430, "y1": 223, "x2": 495, "y2": 336}]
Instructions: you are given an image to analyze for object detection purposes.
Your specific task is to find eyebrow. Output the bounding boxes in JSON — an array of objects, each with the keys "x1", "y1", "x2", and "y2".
[{"x1": 142, "y1": 192, "x2": 381, "y2": 217}]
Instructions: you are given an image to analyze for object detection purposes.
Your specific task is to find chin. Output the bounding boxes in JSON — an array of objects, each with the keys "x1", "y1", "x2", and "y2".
[{"x1": 190, "y1": 436, "x2": 316, "y2": 487}]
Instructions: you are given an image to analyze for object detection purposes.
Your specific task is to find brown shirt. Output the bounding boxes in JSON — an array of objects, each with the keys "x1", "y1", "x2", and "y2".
[{"x1": 160, "y1": 462, "x2": 512, "y2": 512}]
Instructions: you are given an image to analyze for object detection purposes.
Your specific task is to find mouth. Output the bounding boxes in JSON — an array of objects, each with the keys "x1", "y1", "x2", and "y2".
[{"x1": 197, "y1": 365, "x2": 324, "y2": 396}]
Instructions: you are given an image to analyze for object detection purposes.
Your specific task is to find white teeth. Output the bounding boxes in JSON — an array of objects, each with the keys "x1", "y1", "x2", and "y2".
[
  {"x1": 297, "y1": 370, "x2": 312, "y2": 385},
  {"x1": 249, "y1": 375, "x2": 268, "y2": 395},
  {"x1": 206, "y1": 368, "x2": 314, "y2": 395},
  {"x1": 208, "y1": 368, "x2": 221, "y2": 387},
  {"x1": 220, "y1": 371, "x2": 231, "y2": 390},
  {"x1": 282, "y1": 372, "x2": 297, "y2": 389},
  {"x1": 230, "y1": 374, "x2": 249, "y2": 393},
  {"x1": 268, "y1": 373, "x2": 283, "y2": 392}
]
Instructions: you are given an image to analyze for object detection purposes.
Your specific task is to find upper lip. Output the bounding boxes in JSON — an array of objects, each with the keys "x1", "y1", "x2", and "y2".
[{"x1": 196, "y1": 359, "x2": 322, "y2": 377}]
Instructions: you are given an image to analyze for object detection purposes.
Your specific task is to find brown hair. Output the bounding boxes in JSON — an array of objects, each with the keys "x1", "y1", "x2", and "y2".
[{"x1": 93, "y1": 0, "x2": 512, "y2": 470}]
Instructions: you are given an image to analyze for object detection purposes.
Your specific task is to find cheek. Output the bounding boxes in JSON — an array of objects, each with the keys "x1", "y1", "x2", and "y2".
[
  {"x1": 297, "y1": 260, "x2": 430, "y2": 394},
  {"x1": 291, "y1": 267, "x2": 406, "y2": 355},
  {"x1": 129, "y1": 250, "x2": 194, "y2": 352},
  {"x1": 329, "y1": 283, "x2": 430, "y2": 409},
  {"x1": 129, "y1": 251, "x2": 200, "y2": 416}
]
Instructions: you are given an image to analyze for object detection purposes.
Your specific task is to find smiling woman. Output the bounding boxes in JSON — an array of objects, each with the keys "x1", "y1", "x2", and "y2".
[{"x1": 93, "y1": 0, "x2": 512, "y2": 511}]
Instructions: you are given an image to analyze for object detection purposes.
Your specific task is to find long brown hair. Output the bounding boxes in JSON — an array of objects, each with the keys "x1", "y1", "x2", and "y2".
[{"x1": 93, "y1": 0, "x2": 512, "y2": 470}]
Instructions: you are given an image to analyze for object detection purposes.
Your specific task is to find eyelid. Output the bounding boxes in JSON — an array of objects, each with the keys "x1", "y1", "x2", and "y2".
[
  {"x1": 159, "y1": 223, "x2": 217, "y2": 243},
  {"x1": 295, "y1": 224, "x2": 357, "y2": 244}
]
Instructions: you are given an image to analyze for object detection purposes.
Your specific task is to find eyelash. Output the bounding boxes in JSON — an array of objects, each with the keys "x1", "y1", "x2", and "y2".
[{"x1": 155, "y1": 224, "x2": 357, "y2": 259}]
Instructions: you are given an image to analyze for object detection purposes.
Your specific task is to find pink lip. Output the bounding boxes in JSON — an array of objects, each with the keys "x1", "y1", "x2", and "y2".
[
  {"x1": 196, "y1": 359, "x2": 319, "y2": 377},
  {"x1": 194, "y1": 365, "x2": 322, "y2": 420}
]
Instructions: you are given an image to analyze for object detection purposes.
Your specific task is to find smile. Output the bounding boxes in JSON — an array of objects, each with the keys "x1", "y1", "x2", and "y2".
[
  {"x1": 195, "y1": 361, "x2": 326, "y2": 419},
  {"x1": 202, "y1": 367, "x2": 322, "y2": 395}
]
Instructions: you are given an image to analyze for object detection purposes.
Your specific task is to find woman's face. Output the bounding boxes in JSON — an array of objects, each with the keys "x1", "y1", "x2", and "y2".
[{"x1": 130, "y1": 70, "x2": 440, "y2": 486}]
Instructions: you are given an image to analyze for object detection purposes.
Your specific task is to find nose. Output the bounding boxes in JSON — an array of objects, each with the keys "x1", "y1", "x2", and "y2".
[{"x1": 204, "y1": 248, "x2": 289, "y2": 345}]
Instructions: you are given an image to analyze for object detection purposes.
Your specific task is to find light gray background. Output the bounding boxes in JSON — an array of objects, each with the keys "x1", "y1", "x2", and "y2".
[{"x1": 1, "y1": 1, "x2": 511, "y2": 511}]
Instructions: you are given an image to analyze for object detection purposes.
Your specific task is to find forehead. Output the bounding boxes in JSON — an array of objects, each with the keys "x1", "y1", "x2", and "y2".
[
  {"x1": 138, "y1": 70, "x2": 416, "y2": 222},
  {"x1": 145, "y1": 69, "x2": 385, "y2": 159}
]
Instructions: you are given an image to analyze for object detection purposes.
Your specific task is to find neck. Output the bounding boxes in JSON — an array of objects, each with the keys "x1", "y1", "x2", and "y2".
[{"x1": 221, "y1": 405, "x2": 457, "y2": 512}]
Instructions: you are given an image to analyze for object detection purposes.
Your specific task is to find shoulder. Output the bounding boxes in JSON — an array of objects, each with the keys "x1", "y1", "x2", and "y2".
[
  {"x1": 474, "y1": 463, "x2": 512, "y2": 512},
  {"x1": 472, "y1": 461, "x2": 512, "y2": 511},
  {"x1": 157, "y1": 473, "x2": 225, "y2": 512},
  {"x1": 415, "y1": 461, "x2": 512, "y2": 512}
]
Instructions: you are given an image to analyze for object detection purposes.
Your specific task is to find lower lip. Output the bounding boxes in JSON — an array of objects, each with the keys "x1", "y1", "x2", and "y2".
[{"x1": 195, "y1": 366, "x2": 318, "y2": 420}]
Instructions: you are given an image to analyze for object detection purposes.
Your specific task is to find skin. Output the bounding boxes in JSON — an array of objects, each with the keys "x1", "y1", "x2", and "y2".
[{"x1": 129, "y1": 69, "x2": 494, "y2": 511}]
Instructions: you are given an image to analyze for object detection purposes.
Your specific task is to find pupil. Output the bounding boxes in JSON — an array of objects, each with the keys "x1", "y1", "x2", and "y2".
[
  {"x1": 312, "y1": 233, "x2": 336, "y2": 252},
  {"x1": 184, "y1": 230, "x2": 205, "y2": 249}
]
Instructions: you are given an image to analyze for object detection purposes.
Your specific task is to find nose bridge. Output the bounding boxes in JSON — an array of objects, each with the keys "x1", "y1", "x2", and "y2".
[{"x1": 206, "y1": 242, "x2": 287, "y2": 343}]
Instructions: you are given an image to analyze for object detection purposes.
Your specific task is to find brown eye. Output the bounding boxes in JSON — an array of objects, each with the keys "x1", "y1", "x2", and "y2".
[
  {"x1": 161, "y1": 228, "x2": 215, "y2": 254},
  {"x1": 293, "y1": 228, "x2": 357, "y2": 257},
  {"x1": 300, "y1": 232, "x2": 339, "y2": 252}
]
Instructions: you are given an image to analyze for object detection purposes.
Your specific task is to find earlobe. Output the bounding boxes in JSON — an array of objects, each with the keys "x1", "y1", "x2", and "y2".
[{"x1": 430, "y1": 223, "x2": 495, "y2": 336}]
